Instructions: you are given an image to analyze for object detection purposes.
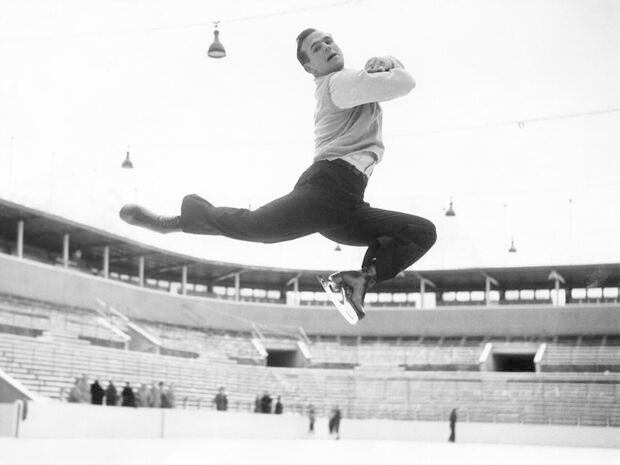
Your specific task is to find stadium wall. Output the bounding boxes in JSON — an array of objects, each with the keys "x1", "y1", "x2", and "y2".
[
  {"x1": 0, "y1": 402, "x2": 20, "y2": 437},
  {"x1": 1, "y1": 401, "x2": 618, "y2": 447},
  {"x1": 1, "y1": 254, "x2": 619, "y2": 337},
  {"x1": 0, "y1": 368, "x2": 39, "y2": 403}
]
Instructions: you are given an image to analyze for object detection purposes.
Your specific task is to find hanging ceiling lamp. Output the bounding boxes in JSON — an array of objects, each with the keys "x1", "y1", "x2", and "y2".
[
  {"x1": 508, "y1": 238, "x2": 517, "y2": 253},
  {"x1": 334, "y1": 243, "x2": 342, "y2": 252},
  {"x1": 207, "y1": 21, "x2": 226, "y2": 58},
  {"x1": 121, "y1": 150, "x2": 133, "y2": 169},
  {"x1": 445, "y1": 199, "x2": 455, "y2": 217}
]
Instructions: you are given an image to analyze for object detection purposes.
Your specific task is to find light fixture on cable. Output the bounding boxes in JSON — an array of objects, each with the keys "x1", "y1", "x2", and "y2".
[
  {"x1": 208, "y1": 21, "x2": 226, "y2": 58},
  {"x1": 508, "y1": 238, "x2": 517, "y2": 253},
  {"x1": 445, "y1": 198, "x2": 455, "y2": 217},
  {"x1": 121, "y1": 148, "x2": 134, "y2": 169}
]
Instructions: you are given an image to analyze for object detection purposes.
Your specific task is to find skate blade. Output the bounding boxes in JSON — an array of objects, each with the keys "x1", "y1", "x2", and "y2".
[{"x1": 318, "y1": 275, "x2": 359, "y2": 325}]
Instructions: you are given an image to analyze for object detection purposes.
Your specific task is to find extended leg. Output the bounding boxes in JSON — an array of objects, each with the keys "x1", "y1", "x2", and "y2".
[
  {"x1": 180, "y1": 186, "x2": 347, "y2": 243},
  {"x1": 120, "y1": 159, "x2": 369, "y2": 242},
  {"x1": 121, "y1": 185, "x2": 344, "y2": 244}
]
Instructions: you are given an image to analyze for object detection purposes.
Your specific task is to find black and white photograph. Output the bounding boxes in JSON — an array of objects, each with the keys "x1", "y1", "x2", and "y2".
[{"x1": 0, "y1": 0, "x2": 618, "y2": 464}]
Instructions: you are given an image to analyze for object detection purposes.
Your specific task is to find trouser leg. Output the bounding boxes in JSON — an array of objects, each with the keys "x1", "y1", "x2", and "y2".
[
  {"x1": 320, "y1": 205, "x2": 437, "y2": 282},
  {"x1": 179, "y1": 160, "x2": 367, "y2": 244},
  {"x1": 180, "y1": 187, "x2": 342, "y2": 243}
]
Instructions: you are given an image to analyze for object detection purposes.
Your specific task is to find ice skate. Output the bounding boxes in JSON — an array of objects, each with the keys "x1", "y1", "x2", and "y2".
[{"x1": 317, "y1": 268, "x2": 376, "y2": 325}]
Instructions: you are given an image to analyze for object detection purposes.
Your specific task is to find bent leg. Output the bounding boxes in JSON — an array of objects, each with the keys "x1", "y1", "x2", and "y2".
[
  {"x1": 321, "y1": 205, "x2": 437, "y2": 282},
  {"x1": 181, "y1": 187, "x2": 343, "y2": 244}
]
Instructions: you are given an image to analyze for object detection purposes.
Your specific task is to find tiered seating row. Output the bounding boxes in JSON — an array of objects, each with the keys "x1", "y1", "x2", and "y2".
[
  {"x1": 276, "y1": 368, "x2": 620, "y2": 426},
  {"x1": 1, "y1": 293, "x2": 264, "y2": 364},
  {"x1": 138, "y1": 321, "x2": 262, "y2": 363},
  {"x1": 543, "y1": 344, "x2": 620, "y2": 371},
  {"x1": 0, "y1": 333, "x2": 282, "y2": 409},
  {"x1": 308, "y1": 340, "x2": 482, "y2": 368},
  {"x1": 2, "y1": 333, "x2": 618, "y2": 426},
  {"x1": 4, "y1": 293, "x2": 619, "y2": 374},
  {"x1": 0, "y1": 293, "x2": 127, "y2": 344}
]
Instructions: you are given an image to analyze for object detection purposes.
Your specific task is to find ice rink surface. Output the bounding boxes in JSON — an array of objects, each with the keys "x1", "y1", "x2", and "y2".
[{"x1": 1, "y1": 438, "x2": 619, "y2": 465}]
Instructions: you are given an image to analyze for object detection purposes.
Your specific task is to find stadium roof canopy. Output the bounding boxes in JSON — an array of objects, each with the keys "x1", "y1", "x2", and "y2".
[{"x1": 0, "y1": 198, "x2": 619, "y2": 294}]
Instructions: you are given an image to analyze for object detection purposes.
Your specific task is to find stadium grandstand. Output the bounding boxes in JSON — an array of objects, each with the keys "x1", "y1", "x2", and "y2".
[{"x1": 1, "y1": 198, "x2": 619, "y2": 445}]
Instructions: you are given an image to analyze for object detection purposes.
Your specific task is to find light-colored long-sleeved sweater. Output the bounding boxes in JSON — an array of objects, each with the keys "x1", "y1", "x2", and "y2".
[{"x1": 313, "y1": 58, "x2": 415, "y2": 177}]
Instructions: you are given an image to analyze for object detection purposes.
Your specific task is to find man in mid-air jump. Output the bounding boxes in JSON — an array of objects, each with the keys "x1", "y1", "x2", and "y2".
[{"x1": 120, "y1": 28, "x2": 437, "y2": 324}]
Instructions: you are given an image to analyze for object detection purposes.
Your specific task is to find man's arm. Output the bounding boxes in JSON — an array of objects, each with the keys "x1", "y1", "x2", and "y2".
[{"x1": 329, "y1": 56, "x2": 415, "y2": 109}]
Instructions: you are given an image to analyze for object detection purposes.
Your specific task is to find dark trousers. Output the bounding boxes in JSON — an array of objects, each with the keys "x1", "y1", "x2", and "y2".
[
  {"x1": 329, "y1": 417, "x2": 340, "y2": 434},
  {"x1": 180, "y1": 159, "x2": 436, "y2": 283}
]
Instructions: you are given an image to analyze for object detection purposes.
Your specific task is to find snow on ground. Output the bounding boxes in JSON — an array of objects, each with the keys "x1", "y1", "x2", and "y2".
[{"x1": 1, "y1": 438, "x2": 618, "y2": 465}]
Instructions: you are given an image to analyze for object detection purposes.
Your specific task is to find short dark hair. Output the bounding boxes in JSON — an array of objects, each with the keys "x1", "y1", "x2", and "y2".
[{"x1": 296, "y1": 28, "x2": 316, "y2": 67}]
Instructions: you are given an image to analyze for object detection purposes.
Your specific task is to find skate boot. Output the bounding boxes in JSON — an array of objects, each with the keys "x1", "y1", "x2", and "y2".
[
  {"x1": 119, "y1": 204, "x2": 181, "y2": 234},
  {"x1": 328, "y1": 267, "x2": 376, "y2": 321},
  {"x1": 318, "y1": 266, "x2": 376, "y2": 324}
]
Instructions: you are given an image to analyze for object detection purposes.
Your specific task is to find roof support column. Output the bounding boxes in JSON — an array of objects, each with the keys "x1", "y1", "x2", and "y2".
[
  {"x1": 286, "y1": 273, "x2": 301, "y2": 306},
  {"x1": 234, "y1": 272, "x2": 240, "y2": 301},
  {"x1": 62, "y1": 233, "x2": 70, "y2": 267},
  {"x1": 16, "y1": 220, "x2": 24, "y2": 258},
  {"x1": 138, "y1": 256, "x2": 145, "y2": 287},
  {"x1": 212, "y1": 269, "x2": 245, "y2": 300},
  {"x1": 548, "y1": 270, "x2": 566, "y2": 306},
  {"x1": 484, "y1": 273, "x2": 499, "y2": 306},
  {"x1": 181, "y1": 265, "x2": 188, "y2": 296},
  {"x1": 415, "y1": 273, "x2": 436, "y2": 310},
  {"x1": 103, "y1": 246, "x2": 110, "y2": 279},
  {"x1": 293, "y1": 277, "x2": 299, "y2": 306}
]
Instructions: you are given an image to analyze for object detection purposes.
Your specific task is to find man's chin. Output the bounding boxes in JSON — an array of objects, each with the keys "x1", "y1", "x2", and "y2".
[{"x1": 330, "y1": 61, "x2": 344, "y2": 72}]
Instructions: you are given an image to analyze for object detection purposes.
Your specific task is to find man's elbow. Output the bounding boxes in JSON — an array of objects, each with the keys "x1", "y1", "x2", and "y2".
[
  {"x1": 391, "y1": 69, "x2": 415, "y2": 95},
  {"x1": 403, "y1": 74, "x2": 416, "y2": 93}
]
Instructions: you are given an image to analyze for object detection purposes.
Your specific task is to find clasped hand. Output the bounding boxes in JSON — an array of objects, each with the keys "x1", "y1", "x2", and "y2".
[{"x1": 365, "y1": 56, "x2": 397, "y2": 73}]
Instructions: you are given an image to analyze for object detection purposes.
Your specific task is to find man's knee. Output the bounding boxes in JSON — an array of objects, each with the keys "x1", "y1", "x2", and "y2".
[
  {"x1": 421, "y1": 220, "x2": 437, "y2": 249},
  {"x1": 399, "y1": 218, "x2": 437, "y2": 250}
]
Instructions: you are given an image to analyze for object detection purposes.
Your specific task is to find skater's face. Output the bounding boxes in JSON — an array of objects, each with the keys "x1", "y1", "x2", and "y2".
[{"x1": 300, "y1": 30, "x2": 344, "y2": 77}]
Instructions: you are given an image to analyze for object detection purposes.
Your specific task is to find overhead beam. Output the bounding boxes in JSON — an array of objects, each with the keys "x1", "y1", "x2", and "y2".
[
  {"x1": 414, "y1": 272, "x2": 437, "y2": 289},
  {"x1": 548, "y1": 270, "x2": 565, "y2": 284},
  {"x1": 148, "y1": 262, "x2": 194, "y2": 274},
  {"x1": 286, "y1": 273, "x2": 302, "y2": 287},
  {"x1": 116, "y1": 251, "x2": 164, "y2": 261},
  {"x1": 81, "y1": 240, "x2": 127, "y2": 250},
  {"x1": 212, "y1": 268, "x2": 246, "y2": 282}
]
